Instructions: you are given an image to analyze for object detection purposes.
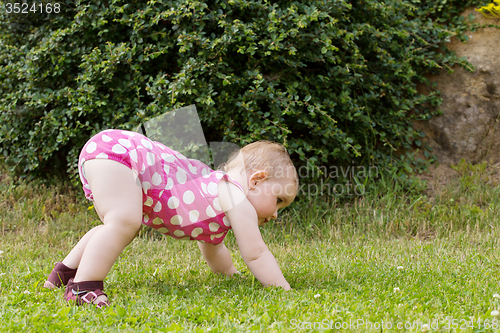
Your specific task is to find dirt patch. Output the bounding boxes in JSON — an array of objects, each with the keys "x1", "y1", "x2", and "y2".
[
  {"x1": 418, "y1": 164, "x2": 460, "y2": 196},
  {"x1": 418, "y1": 162, "x2": 500, "y2": 197}
]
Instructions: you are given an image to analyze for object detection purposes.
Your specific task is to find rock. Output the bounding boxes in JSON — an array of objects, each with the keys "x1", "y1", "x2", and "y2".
[{"x1": 414, "y1": 8, "x2": 500, "y2": 166}]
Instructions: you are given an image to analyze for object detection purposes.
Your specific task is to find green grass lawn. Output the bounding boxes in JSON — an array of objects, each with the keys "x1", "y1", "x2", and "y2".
[{"x1": 2, "y1": 163, "x2": 500, "y2": 332}]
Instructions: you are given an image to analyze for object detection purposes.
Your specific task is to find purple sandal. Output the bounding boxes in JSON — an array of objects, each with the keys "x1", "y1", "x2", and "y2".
[
  {"x1": 64, "y1": 278, "x2": 110, "y2": 308},
  {"x1": 44, "y1": 262, "x2": 77, "y2": 289}
]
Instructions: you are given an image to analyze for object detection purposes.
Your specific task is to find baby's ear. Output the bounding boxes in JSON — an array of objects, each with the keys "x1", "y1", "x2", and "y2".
[{"x1": 249, "y1": 170, "x2": 269, "y2": 185}]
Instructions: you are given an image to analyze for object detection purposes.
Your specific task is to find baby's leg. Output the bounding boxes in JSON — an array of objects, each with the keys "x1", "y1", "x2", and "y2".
[
  {"x1": 74, "y1": 159, "x2": 142, "y2": 283},
  {"x1": 61, "y1": 225, "x2": 103, "y2": 269},
  {"x1": 61, "y1": 195, "x2": 131, "y2": 269}
]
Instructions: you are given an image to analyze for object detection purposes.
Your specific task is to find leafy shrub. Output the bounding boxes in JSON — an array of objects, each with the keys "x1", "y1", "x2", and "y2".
[{"x1": 0, "y1": 0, "x2": 487, "y2": 192}]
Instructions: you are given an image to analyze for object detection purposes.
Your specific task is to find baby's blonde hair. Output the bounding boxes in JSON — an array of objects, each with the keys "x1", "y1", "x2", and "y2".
[{"x1": 221, "y1": 140, "x2": 298, "y2": 188}]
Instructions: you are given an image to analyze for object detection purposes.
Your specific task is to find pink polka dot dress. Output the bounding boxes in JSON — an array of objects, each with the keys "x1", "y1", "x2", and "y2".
[{"x1": 78, "y1": 129, "x2": 243, "y2": 244}]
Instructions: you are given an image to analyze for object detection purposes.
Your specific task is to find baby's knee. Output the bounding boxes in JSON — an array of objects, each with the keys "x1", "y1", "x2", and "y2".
[{"x1": 103, "y1": 211, "x2": 142, "y2": 235}]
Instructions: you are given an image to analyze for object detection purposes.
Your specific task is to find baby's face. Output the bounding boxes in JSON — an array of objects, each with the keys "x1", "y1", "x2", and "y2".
[{"x1": 246, "y1": 177, "x2": 297, "y2": 226}]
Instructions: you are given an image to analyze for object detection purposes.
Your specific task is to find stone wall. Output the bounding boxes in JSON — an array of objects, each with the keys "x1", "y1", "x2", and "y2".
[{"x1": 414, "y1": 8, "x2": 500, "y2": 166}]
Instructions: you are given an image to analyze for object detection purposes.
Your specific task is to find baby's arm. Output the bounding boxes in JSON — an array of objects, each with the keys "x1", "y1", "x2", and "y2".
[
  {"x1": 229, "y1": 203, "x2": 291, "y2": 290},
  {"x1": 198, "y1": 242, "x2": 238, "y2": 277},
  {"x1": 218, "y1": 181, "x2": 291, "y2": 290}
]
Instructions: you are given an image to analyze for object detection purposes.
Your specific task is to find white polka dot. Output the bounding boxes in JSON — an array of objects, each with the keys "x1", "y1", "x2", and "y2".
[
  {"x1": 142, "y1": 181, "x2": 151, "y2": 194},
  {"x1": 140, "y1": 163, "x2": 146, "y2": 174},
  {"x1": 156, "y1": 227, "x2": 169, "y2": 233},
  {"x1": 152, "y1": 172, "x2": 162, "y2": 185},
  {"x1": 207, "y1": 182, "x2": 218, "y2": 195},
  {"x1": 213, "y1": 198, "x2": 222, "y2": 211},
  {"x1": 144, "y1": 214, "x2": 150, "y2": 223},
  {"x1": 167, "y1": 196, "x2": 179, "y2": 209},
  {"x1": 206, "y1": 206, "x2": 216, "y2": 217},
  {"x1": 144, "y1": 196, "x2": 153, "y2": 206},
  {"x1": 173, "y1": 230, "x2": 185, "y2": 237},
  {"x1": 176, "y1": 170, "x2": 187, "y2": 184},
  {"x1": 183, "y1": 190, "x2": 195, "y2": 205},
  {"x1": 86, "y1": 142, "x2": 97, "y2": 153},
  {"x1": 189, "y1": 210, "x2": 199, "y2": 222},
  {"x1": 153, "y1": 201, "x2": 162, "y2": 212},
  {"x1": 112, "y1": 144, "x2": 127, "y2": 154},
  {"x1": 202, "y1": 168, "x2": 210, "y2": 178},
  {"x1": 179, "y1": 236, "x2": 191, "y2": 241},
  {"x1": 191, "y1": 227, "x2": 203, "y2": 238},
  {"x1": 163, "y1": 164, "x2": 170, "y2": 175},
  {"x1": 152, "y1": 217, "x2": 163, "y2": 225},
  {"x1": 102, "y1": 134, "x2": 112, "y2": 142},
  {"x1": 223, "y1": 216, "x2": 230, "y2": 227},
  {"x1": 146, "y1": 152, "x2": 156, "y2": 166},
  {"x1": 176, "y1": 153, "x2": 187, "y2": 160},
  {"x1": 170, "y1": 215, "x2": 183, "y2": 225},
  {"x1": 141, "y1": 139, "x2": 153, "y2": 150},
  {"x1": 159, "y1": 190, "x2": 164, "y2": 198},
  {"x1": 129, "y1": 149, "x2": 138, "y2": 163},
  {"x1": 209, "y1": 222, "x2": 220, "y2": 232},
  {"x1": 122, "y1": 131, "x2": 135, "y2": 136},
  {"x1": 161, "y1": 153, "x2": 176, "y2": 163},
  {"x1": 201, "y1": 183, "x2": 207, "y2": 194},
  {"x1": 210, "y1": 233, "x2": 224, "y2": 241},
  {"x1": 118, "y1": 139, "x2": 131, "y2": 148},
  {"x1": 188, "y1": 164, "x2": 197, "y2": 174},
  {"x1": 83, "y1": 184, "x2": 90, "y2": 190},
  {"x1": 165, "y1": 178, "x2": 174, "y2": 190},
  {"x1": 216, "y1": 172, "x2": 224, "y2": 179},
  {"x1": 96, "y1": 152, "x2": 108, "y2": 159},
  {"x1": 81, "y1": 164, "x2": 87, "y2": 180}
]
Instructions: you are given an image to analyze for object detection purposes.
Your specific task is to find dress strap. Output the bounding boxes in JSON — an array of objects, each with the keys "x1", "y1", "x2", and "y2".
[{"x1": 218, "y1": 172, "x2": 245, "y2": 193}]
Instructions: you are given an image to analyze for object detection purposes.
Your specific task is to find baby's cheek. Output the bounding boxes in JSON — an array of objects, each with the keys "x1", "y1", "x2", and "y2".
[
  {"x1": 270, "y1": 183, "x2": 282, "y2": 194},
  {"x1": 262, "y1": 201, "x2": 277, "y2": 216}
]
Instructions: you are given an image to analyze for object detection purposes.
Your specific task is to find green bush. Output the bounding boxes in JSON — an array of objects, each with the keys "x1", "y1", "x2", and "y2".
[{"x1": 0, "y1": 0, "x2": 487, "y2": 190}]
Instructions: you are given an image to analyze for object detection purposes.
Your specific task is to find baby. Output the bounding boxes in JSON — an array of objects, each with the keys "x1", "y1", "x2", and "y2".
[{"x1": 44, "y1": 129, "x2": 298, "y2": 307}]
